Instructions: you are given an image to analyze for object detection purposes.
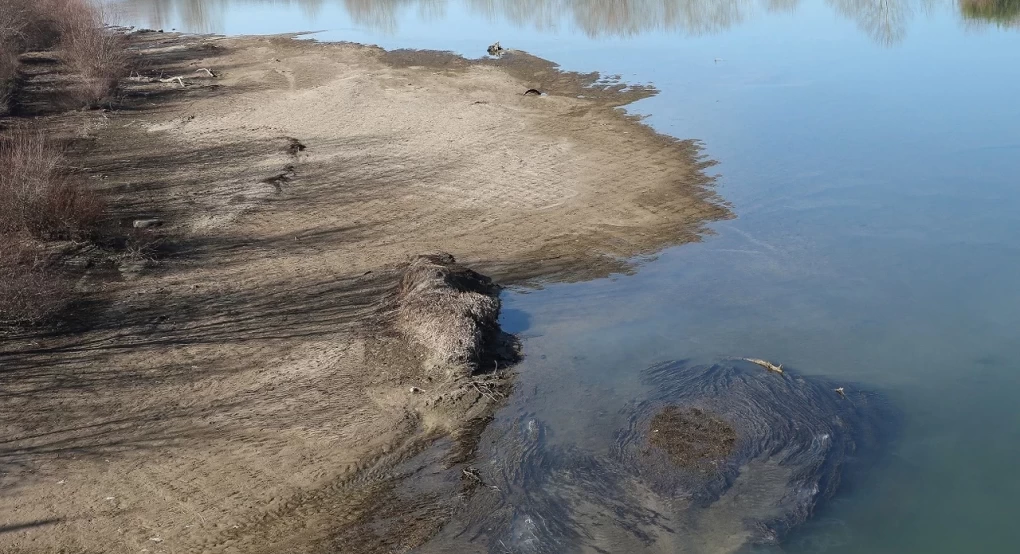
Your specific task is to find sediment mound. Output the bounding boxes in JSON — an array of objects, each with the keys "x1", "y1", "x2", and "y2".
[{"x1": 397, "y1": 253, "x2": 507, "y2": 378}]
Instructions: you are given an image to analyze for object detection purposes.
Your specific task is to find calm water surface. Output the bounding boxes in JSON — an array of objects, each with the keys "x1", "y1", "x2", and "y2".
[{"x1": 107, "y1": 1, "x2": 1020, "y2": 552}]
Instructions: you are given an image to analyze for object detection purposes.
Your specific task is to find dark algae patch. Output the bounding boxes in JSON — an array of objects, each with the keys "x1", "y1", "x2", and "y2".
[
  {"x1": 647, "y1": 406, "x2": 737, "y2": 471},
  {"x1": 616, "y1": 360, "x2": 894, "y2": 546}
]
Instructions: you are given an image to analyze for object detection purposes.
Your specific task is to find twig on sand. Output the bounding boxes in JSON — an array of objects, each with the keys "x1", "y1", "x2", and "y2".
[
  {"x1": 470, "y1": 379, "x2": 505, "y2": 401},
  {"x1": 195, "y1": 68, "x2": 218, "y2": 77},
  {"x1": 463, "y1": 467, "x2": 500, "y2": 491},
  {"x1": 740, "y1": 357, "x2": 784, "y2": 374},
  {"x1": 127, "y1": 71, "x2": 188, "y2": 87}
]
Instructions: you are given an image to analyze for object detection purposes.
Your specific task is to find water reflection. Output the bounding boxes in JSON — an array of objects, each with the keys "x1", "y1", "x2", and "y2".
[
  {"x1": 828, "y1": 0, "x2": 912, "y2": 44},
  {"x1": 959, "y1": 0, "x2": 1020, "y2": 26},
  {"x1": 109, "y1": 0, "x2": 1011, "y2": 45}
]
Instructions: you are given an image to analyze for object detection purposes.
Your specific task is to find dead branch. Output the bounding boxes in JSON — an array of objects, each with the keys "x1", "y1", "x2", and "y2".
[
  {"x1": 740, "y1": 357, "x2": 784, "y2": 374},
  {"x1": 159, "y1": 76, "x2": 186, "y2": 87}
]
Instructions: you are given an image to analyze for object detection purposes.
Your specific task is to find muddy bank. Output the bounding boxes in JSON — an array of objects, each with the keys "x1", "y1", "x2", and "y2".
[{"x1": 0, "y1": 32, "x2": 728, "y2": 553}]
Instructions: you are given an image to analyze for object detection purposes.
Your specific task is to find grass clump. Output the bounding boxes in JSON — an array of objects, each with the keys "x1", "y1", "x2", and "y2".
[{"x1": 397, "y1": 254, "x2": 503, "y2": 378}]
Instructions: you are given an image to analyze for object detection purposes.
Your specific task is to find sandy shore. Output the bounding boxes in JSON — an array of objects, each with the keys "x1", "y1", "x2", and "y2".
[{"x1": 0, "y1": 33, "x2": 729, "y2": 552}]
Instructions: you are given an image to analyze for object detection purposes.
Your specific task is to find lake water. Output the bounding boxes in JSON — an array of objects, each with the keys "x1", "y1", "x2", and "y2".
[{"x1": 106, "y1": 1, "x2": 1020, "y2": 552}]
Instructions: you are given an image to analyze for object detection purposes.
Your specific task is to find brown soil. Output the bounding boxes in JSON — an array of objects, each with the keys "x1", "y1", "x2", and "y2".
[
  {"x1": 648, "y1": 406, "x2": 737, "y2": 471},
  {"x1": 0, "y1": 32, "x2": 729, "y2": 553}
]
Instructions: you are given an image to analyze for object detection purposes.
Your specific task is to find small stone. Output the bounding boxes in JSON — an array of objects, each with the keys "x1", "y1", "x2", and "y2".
[
  {"x1": 133, "y1": 219, "x2": 163, "y2": 229},
  {"x1": 409, "y1": 387, "x2": 422, "y2": 394}
]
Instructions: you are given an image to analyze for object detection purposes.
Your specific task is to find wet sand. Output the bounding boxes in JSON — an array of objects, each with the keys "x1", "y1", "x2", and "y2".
[{"x1": 0, "y1": 32, "x2": 728, "y2": 552}]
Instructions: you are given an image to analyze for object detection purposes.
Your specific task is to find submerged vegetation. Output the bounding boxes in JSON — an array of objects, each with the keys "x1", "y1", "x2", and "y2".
[{"x1": 0, "y1": 0, "x2": 126, "y2": 325}]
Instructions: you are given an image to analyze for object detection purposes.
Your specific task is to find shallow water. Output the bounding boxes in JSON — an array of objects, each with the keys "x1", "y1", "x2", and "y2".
[{"x1": 107, "y1": 1, "x2": 1020, "y2": 552}]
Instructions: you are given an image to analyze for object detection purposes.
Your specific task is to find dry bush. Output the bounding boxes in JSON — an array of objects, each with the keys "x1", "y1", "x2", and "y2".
[
  {"x1": 0, "y1": 129, "x2": 104, "y2": 239},
  {"x1": 16, "y1": 0, "x2": 66, "y2": 50},
  {"x1": 0, "y1": 0, "x2": 128, "y2": 109},
  {"x1": 54, "y1": 0, "x2": 129, "y2": 107},
  {"x1": 0, "y1": 2, "x2": 26, "y2": 112},
  {"x1": 397, "y1": 254, "x2": 503, "y2": 378},
  {"x1": 0, "y1": 239, "x2": 71, "y2": 325}
]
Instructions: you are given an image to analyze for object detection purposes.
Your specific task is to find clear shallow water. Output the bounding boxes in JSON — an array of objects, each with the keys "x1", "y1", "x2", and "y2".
[{"x1": 107, "y1": 1, "x2": 1020, "y2": 552}]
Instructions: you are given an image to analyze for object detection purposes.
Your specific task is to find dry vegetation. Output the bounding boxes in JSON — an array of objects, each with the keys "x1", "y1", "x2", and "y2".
[
  {"x1": 55, "y1": 1, "x2": 130, "y2": 106},
  {"x1": 0, "y1": 0, "x2": 125, "y2": 325},
  {"x1": 0, "y1": 0, "x2": 128, "y2": 111},
  {"x1": 398, "y1": 254, "x2": 505, "y2": 378},
  {"x1": 0, "y1": 129, "x2": 104, "y2": 238},
  {"x1": 0, "y1": 239, "x2": 72, "y2": 325}
]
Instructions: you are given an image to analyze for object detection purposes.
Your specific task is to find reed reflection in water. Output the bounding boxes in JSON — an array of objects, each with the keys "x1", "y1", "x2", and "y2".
[{"x1": 106, "y1": 0, "x2": 1018, "y2": 46}]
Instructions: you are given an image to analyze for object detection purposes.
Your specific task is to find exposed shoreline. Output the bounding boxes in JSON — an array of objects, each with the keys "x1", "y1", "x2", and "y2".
[{"x1": 0, "y1": 31, "x2": 730, "y2": 552}]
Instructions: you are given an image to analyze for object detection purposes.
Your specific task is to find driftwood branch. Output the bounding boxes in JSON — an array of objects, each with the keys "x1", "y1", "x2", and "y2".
[
  {"x1": 127, "y1": 71, "x2": 188, "y2": 87},
  {"x1": 158, "y1": 76, "x2": 186, "y2": 87},
  {"x1": 469, "y1": 379, "x2": 505, "y2": 401},
  {"x1": 739, "y1": 357, "x2": 784, "y2": 374}
]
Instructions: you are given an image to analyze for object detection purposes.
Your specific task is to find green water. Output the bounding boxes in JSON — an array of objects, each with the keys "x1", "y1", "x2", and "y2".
[{"x1": 109, "y1": 1, "x2": 1020, "y2": 551}]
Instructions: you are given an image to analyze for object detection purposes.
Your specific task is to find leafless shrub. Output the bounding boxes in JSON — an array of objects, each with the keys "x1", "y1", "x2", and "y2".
[
  {"x1": 54, "y1": 0, "x2": 130, "y2": 107},
  {"x1": 1, "y1": 0, "x2": 61, "y2": 52},
  {"x1": 1, "y1": 0, "x2": 129, "y2": 110},
  {"x1": 397, "y1": 254, "x2": 503, "y2": 379},
  {"x1": 0, "y1": 129, "x2": 105, "y2": 239}
]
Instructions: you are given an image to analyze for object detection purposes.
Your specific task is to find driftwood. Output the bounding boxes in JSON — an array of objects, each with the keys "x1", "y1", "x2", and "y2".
[
  {"x1": 739, "y1": 357, "x2": 784, "y2": 374},
  {"x1": 159, "y1": 76, "x2": 185, "y2": 87},
  {"x1": 128, "y1": 70, "x2": 217, "y2": 88}
]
